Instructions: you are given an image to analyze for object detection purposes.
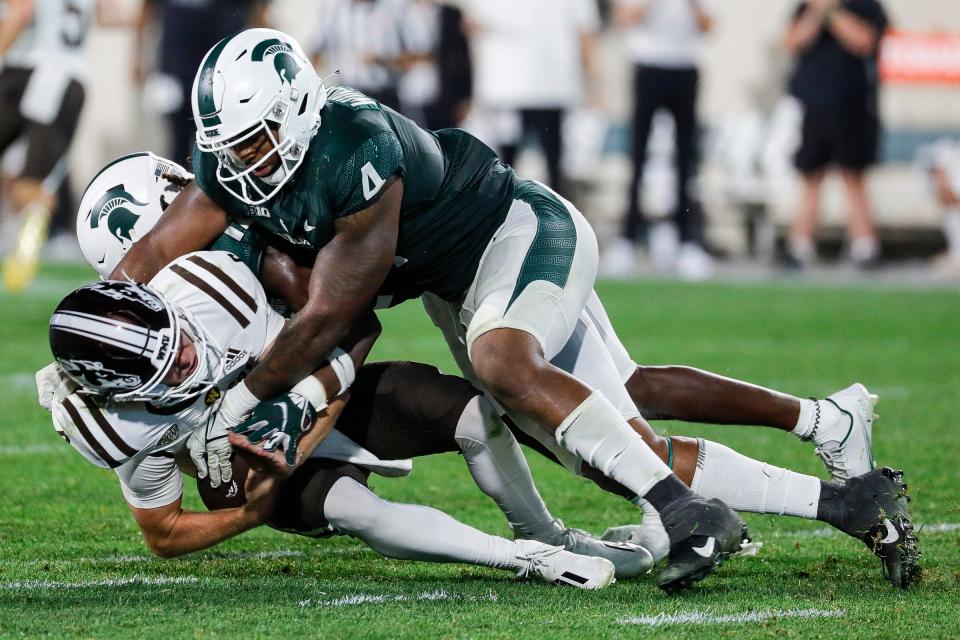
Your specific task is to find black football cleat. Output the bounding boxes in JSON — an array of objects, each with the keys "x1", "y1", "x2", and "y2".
[
  {"x1": 819, "y1": 467, "x2": 921, "y2": 588},
  {"x1": 657, "y1": 496, "x2": 749, "y2": 594}
]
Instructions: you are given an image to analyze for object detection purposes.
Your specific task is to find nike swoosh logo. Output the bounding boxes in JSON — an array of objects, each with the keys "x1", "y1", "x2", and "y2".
[
  {"x1": 304, "y1": 221, "x2": 316, "y2": 232},
  {"x1": 692, "y1": 537, "x2": 716, "y2": 558},
  {"x1": 879, "y1": 518, "x2": 899, "y2": 544}
]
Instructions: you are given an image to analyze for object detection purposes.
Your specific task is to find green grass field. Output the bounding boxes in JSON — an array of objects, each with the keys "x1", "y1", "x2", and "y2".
[{"x1": 1, "y1": 264, "x2": 957, "y2": 639}]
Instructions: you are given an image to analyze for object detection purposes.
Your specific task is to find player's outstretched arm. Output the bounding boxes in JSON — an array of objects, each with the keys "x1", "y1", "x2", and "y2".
[
  {"x1": 110, "y1": 183, "x2": 230, "y2": 283},
  {"x1": 129, "y1": 484, "x2": 273, "y2": 559},
  {"x1": 243, "y1": 177, "x2": 403, "y2": 402}
]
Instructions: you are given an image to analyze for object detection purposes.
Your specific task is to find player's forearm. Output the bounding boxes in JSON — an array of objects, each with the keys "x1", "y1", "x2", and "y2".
[
  {"x1": 827, "y1": 9, "x2": 882, "y2": 57},
  {"x1": 785, "y1": 7, "x2": 828, "y2": 53},
  {"x1": 245, "y1": 303, "x2": 357, "y2": 400},
  {"x1": 141, "y1": 506, "x2": 262, "y2": 559},
  {"x1": 111, "y1": 183, "x2": 229, "y2": 282}
]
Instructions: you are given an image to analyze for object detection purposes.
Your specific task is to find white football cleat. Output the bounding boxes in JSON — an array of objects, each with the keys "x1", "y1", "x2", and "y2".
[
  {"x1": 514, "y1": 540, "x2": 616, "y2": 590},
  {"x1": 560, "y1": 527, "x2": 653, "y2": 578},
  {"x1": 813, "y1": 383, "x2": 878, "y2": 482},
  {"x1": 601, "y1": 501, "x2": 671, "y2": 565}
]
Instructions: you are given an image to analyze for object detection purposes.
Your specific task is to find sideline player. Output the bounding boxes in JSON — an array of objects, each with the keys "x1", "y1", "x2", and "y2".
[
  {"x1": 86, "y1": 152, "x2": 917, "y2": 588},
  {"x1": 40, "y1": 274, "x2": 619, "y2": 589},
  {"x1": 112, "y1": 27, "x2": 748, "y2": 593},
  {"x1": 0, "y1": 0, "x2": 128, "y2": 291}
]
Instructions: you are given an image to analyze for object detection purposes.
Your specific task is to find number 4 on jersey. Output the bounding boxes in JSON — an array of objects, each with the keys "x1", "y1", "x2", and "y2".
[{"x1": 361, "y1": 162, "x2": 385, "y2": 200}]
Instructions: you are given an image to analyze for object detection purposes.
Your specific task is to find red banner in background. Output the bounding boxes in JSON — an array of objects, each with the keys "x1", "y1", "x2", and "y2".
[{"x1": 880, "y1": 31, "x2": 960, "y2": 84}]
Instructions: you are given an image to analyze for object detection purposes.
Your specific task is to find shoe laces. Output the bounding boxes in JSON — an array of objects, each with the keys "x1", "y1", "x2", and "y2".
[
  {"x1": 515, "y1": 546, "x2": 563, "y2": 579},
  {"x1": 813, "y1": 444, "x2": 850, "y2": 482}
]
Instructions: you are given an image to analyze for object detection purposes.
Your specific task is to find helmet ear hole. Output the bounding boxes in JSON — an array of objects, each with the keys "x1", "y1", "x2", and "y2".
[{"x1": 297, "y1": 93, "x2": 309, "y2": 116}]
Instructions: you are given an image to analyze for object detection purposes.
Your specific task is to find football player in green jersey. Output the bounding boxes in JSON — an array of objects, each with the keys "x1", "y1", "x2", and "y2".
[{"x1": 109, "y1": 28, "x2": 892, "y2": 592}]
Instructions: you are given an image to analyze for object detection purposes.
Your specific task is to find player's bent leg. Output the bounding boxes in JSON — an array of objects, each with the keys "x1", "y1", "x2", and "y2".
[
  {"x1": 471, "y1": 328, "x2": 748, "y2": 593},
  {"x1": 585, "y1": 293, "x2": 877, "y2": 481},
  {"x1": 340, "y1": 361, "x2": 652, "y2": 578},
  {"x1": 322, "y1": 476, "x2": 616, "y2": 589},
  {"x1": 456, "y1": 395, "x2": 653, "y2": 578}
]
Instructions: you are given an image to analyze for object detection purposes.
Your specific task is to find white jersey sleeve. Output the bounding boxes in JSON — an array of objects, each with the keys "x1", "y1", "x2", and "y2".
[
  {"x1": 52, "y1": 391, "x2": 184, "y2": 469},
  {"x1": 115, "y1": 453, "x2": 184, "y2": 510}
]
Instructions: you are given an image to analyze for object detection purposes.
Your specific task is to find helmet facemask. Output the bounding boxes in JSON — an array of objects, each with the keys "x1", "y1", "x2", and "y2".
[{"x1": 201, "y1": 99, "x2": 308, "y2": 204}]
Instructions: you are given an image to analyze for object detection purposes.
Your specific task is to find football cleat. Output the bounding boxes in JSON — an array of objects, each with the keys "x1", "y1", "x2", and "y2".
[
  {"x1": 819, "y1": 467, "x2": 920, "y2": 588},
  {"x1": 601, "y1": 502, "x2": 671, "y2": 565},
  {"x1": 514, "y1": 541, "x2": 616, "y2": 590},
  {"x1": 560, "y1": 527, "x2": 653, "y2": 579},
  {"x1": 810, "y1": 383, "x2": 877, "y2": 482},
  {"x1": 657, "y1": 497, "x2": 749, "y2": 594}
]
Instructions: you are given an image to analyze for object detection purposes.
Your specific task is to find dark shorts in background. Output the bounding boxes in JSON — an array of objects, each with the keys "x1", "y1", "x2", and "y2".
[
  {"x1": 794, "y1": 103, "x2": 880, "y2": 174},
  {"x1": 0, "y1": 67, "x2": 85, "y2": 180}
]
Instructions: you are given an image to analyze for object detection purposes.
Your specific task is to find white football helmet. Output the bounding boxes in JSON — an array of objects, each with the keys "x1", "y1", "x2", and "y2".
[
  {"x1": 76, "y1": 152, "x2": 192, "y2": 277},
  {"x1": 191, "y1": 28, "x2": 326, "y2": 205}
]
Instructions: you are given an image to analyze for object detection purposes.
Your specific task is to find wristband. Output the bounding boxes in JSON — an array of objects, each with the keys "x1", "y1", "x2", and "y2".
[
  {"x1": 328, "y1": 347, "x2": 356, "y2": 395},
  {"x1": 221, "y1": 379, "x2": 260, "y2": 423},
  {"x1": 291, "y1": 374, "x2": 329, "y2": 411}
]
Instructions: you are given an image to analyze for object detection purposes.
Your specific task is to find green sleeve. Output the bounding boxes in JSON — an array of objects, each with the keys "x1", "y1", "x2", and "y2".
[{"x1": 331, "y1": 130, "x2": 404, "y2": 218}]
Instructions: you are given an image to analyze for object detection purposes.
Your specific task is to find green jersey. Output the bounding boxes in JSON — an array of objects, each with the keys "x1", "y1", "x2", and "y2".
[{"x1": 193, "y1": 87, "x2": 516, "y2": 302}]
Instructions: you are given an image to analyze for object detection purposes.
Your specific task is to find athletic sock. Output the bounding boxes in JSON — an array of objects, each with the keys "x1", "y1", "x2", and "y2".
[
  {"x1": 791, "y1": 397, "x2": 843, "y2": 442},
  {"x1": 814, "y1": 481, "x2": 848, "y2": 529},
  {"x1": 555, "y1": 390, "x2": 688, "y2": 507},
  {"x1": 691, "y1": 439, "x2": 820, "y2": 518},
  {"x1": 323, "y1": 476, "x2": 521, "y2": 570},
  {"x1": 454, "y1": 396, "x2": 560, "y2": 540}
]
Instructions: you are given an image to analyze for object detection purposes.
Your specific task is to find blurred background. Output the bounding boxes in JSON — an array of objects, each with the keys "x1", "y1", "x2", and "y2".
[{"x1": 2, "y1": 0, "x2": 960, "y2": 288}]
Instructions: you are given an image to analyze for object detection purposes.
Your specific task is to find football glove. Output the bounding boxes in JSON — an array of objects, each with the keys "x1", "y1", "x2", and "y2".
[
  {"x1": 233, "y1": 392, "x2": 316, "y2": 467},
  {"x1": 190, "y1": 381, "x2": 260, "y2": 488},
  {"x1": 35, "y1": 362, "x2": 77, "y2": 413}
]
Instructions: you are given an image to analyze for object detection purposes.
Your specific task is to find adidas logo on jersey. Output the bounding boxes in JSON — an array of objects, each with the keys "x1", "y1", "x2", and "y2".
[{"x1": 223, "y1": 348, "x2": 249, "y2": 373}]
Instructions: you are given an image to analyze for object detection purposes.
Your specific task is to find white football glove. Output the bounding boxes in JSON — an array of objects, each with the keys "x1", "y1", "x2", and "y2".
[
  {"x1": 35, "y1": 362, "x2": 77, "y2": 413},
  {"x1": 187, "y1": 381, "x2": 260, "y2": 488}
]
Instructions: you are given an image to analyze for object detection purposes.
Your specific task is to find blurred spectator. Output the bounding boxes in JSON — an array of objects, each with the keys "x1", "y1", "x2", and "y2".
[
  {"x1": 0, "y1": 0, "x2": 130, "y2": 290},
  {"x1": 918, "y1": 139, "x2": 960, "y2": 276},
  {"x1": 604, "y1": 0, "x2": 716, "y2": 280},
  {"x1": 784, "y1": 0, "x2": 889, "y2": 269},
  {"x1": 133, "y1": 0, "x2": 271, "y2": 167},
  {"x1": 465, "y1": 0, "x2": 600, "y2": 193},
  {"x1": 310, "y1": 0, "x2": 406, "y2": 110},
  {"x1": 395, "y1": 0, "x2": 472, "y2": 130}
]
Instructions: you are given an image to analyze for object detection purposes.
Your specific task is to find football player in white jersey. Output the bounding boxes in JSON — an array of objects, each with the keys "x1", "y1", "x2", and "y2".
[
  {"x1": 60, "y1": 151, "x2": 919, "y2": 589},
  {"x1": 0, "y1": 0, "x2": 129, "y2": 291},
  {"x1": 42, "y1": 271, "x2": 624, "y2": 588}
]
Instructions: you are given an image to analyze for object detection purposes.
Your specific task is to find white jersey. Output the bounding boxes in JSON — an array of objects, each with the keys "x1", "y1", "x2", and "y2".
[
  {"x1": 3, "y1": 0, "x2": 95, "y2": 79},
  {"x1": 53, "y1": 251, "x2": 285, "y2": 508},
  {"x1": 52, "y1": 250, "x2": 413, "y2": 509}
]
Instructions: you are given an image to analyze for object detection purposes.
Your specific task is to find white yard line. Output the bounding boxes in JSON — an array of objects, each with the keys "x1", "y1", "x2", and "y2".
[
  {"x1": 0, "y1": 443, "x2": 67, "y2": 456},
  {"x1": 617, "y1": 608, "x2": 845, "y2": 627},
  {"x1": 300, "y1": 589, "x2": 499, "y2": 608},
  {"x1": 0, "y1": 576, "x2": 198, "y2": 591}
]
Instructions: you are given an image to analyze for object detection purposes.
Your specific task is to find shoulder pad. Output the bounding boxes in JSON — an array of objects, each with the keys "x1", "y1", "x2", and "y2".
[{"x1": 52, "y1": 392, "x2": 175, "y2": 468}]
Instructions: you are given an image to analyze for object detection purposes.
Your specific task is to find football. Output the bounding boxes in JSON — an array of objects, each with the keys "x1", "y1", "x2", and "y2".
[{"x1": 196, "y1": 454, "x2": 251, "y2": 511}]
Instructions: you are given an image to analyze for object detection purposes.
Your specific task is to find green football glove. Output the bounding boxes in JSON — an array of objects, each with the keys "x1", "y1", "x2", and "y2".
[{"x1": 233, "y1": 392, "x2": 316, "y2": 466}]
